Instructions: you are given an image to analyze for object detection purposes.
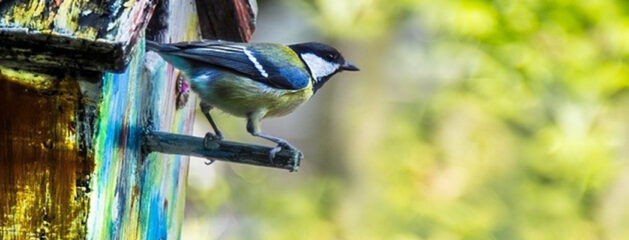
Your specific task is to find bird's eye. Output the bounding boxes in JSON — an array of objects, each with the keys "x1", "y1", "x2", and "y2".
[{"x1": 327, "y1": 54, "x2": 337, "y2": 60}]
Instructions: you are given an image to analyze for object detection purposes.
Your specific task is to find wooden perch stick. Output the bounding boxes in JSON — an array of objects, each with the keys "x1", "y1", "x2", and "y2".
[{"x1": 143, "y1": 131, "x2": 302, "y2": 172}]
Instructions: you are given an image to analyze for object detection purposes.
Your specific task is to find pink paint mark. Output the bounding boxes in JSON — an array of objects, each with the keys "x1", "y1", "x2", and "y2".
[
  {"x1": 180, "y1": 80, "x2": 189, "y2": 93},
  {"x1": 175, "y1": 73, "x2": 190, "y2": 109}
]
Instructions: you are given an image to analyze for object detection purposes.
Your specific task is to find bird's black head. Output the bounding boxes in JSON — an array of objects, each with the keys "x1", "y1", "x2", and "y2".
[{"x1": 289, "y1": 42, "x2": 359, "y2": 92}]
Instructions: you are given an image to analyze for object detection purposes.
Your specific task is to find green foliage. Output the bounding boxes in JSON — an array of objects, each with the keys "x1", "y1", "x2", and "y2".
[{"x1": 185, "y1": 0, "x2": 629, "y2": 239}]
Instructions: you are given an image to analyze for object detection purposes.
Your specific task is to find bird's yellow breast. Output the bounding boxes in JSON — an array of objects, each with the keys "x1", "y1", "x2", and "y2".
[{"x1": 190, "y1": 72, "x2": 313, "y2": 118}]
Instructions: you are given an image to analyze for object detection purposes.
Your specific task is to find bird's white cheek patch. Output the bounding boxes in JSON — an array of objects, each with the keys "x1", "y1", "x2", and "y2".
[{"x1": 301, "y1": 53, "x2": 339, "y2": 81}]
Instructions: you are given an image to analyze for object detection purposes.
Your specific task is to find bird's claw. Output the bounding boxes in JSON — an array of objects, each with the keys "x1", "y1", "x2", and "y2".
[
  {"x1": 203, "y1": 132, "x2": 223, "y2": 165},
  {"x1": 204, "y1": 159, "x2": 215, "y2": 165},
  {"x1": 268, "y1": 142, "x2": 300, "y2": 163},
  {"x1": 203, "y1": 131, "x2": 223, "y2": 166},
  {"x1": 203, "y1": 132, "x2": 223, "y2": 149},
  {"x1": 215, "y1": 130, "x2": 224, "y2": 139},
  {"x1": 269, "y1": 147, "x2": 281, "y2": 163}
]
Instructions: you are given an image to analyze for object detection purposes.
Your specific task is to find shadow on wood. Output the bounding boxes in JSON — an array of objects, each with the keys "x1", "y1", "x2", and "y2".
[{"x1": 143, "y1": 131, "x2": 302, "y2": 172}]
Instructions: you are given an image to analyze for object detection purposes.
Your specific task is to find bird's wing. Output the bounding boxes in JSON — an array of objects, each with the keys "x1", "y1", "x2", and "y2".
[{"x1": 159, "y1": 40, "x2": 311, "y2": 90}]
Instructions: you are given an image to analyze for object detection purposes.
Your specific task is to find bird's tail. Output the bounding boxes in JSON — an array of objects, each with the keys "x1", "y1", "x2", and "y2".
[{"x1": 146, "y1": 40, "x2": 178, "y2": 52}]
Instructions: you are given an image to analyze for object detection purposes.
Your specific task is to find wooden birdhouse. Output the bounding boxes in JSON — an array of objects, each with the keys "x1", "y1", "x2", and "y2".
[{"x1": 0, "y1": 0, "x2": 301, "y2": 239}]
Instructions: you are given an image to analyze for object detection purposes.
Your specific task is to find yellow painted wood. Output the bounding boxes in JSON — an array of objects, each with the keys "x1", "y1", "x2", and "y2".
[{"x1": 0, "y1": 71, "x2": 92, "y2": 239}]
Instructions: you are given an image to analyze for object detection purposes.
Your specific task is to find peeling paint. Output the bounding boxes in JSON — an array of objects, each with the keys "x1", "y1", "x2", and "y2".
[
  {"x1": 87, "y1": 38, "x2": 196, "y2": 240},
  {"x1": 0, "y1": 70, "x2": 94, "y2": 239},
  {"x1": 0, "y1": 65, "x2": 57, "y2": 90},
  {"x1": 0, "y1": 0, "x2": 154, "y2": 40},
  {"x1": 0, "y1": 0, "x2": 158, "y2": 71},
  {"x1": 1, "y1": 0, "x2": 201, "y2": 238}
]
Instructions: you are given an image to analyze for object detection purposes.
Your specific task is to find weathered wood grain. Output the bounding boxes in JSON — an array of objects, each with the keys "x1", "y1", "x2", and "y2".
[
  {"x1": 144, "y1": 131, "x2": 302, "y2": 172},
  {"x1": 0, "y1": 67, "x2": 94, "y2": 239},
  {"x1": 195, "y1": 0, "x2": 256, "y2": 42},
  {"x1": 0, "y1": 0, "x2": 200, "y2": 238},
  {"x1": 0, "y1": 0, "x2": 157, "y2": 72},
  {"x1": 84, "y1": 0, "x2": 201, "y2": 238}
]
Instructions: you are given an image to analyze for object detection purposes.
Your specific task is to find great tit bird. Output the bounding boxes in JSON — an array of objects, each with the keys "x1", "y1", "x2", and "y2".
[{"x1": 146, "y1": 40, "x2": 359, "y2": 160}]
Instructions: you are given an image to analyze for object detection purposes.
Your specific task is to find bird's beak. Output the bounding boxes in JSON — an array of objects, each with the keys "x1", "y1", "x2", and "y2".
[{"x1": 342, "y1": 61, "x2": 360, "y2": 71}]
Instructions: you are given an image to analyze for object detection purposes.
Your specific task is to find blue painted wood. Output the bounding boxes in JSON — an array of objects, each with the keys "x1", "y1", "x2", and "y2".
[
  {"x1": 86, "y1": 0, "x2": 201, "y2": 237},
  {"x1": 86, "y1": 38, "x2": 196, "y2": 239}
]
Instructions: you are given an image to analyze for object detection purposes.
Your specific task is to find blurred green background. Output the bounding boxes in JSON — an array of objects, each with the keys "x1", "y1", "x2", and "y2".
[{"x1": 182, "y1": 0, "x2": 629, "y2": 239}]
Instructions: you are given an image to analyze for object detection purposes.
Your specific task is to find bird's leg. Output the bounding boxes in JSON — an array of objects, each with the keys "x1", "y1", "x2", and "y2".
[
  {"x1": 200, "y1": 103, "x2": 223, "y2": 141},
  {"x1": 247, "y1": 112, "x2": 301, "y2": 162},
  {"x1": 200, "y1": 103, "x2": 223, "y2": 165}
]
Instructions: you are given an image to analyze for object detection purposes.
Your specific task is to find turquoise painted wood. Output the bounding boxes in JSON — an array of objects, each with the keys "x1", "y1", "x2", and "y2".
[
  {"x1": 86, "y1": 0, "x2": 201, "y2": 238},
  {"x1": 86, "y1": 40, "x2": 195, "y2": 240}
]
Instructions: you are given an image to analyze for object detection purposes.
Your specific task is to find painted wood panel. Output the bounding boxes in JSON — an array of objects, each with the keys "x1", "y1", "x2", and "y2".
[
  {"x1": 0, "y1": 67, "x2": 94, "y2": 239},
  {"x1": 0, "y1": 0, "x2": 199, "y2": 238},
  {"x1": 85, "y1": 0, "x2": 200, "y2": 238}
]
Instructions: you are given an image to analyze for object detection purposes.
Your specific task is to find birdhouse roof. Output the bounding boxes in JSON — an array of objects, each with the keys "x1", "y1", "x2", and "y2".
[
  {"x1": 0, "y1": 0, "x2": 157, "y2": 72},
  {"x1": 0, "y1": 0, "x2": 257, "y2": 72}
]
